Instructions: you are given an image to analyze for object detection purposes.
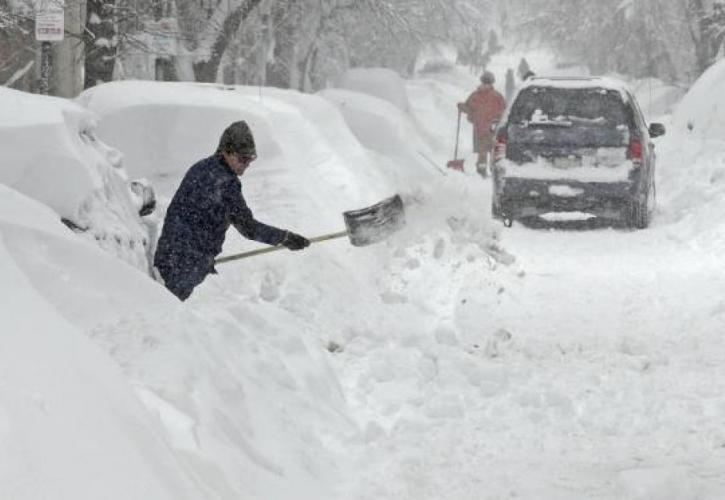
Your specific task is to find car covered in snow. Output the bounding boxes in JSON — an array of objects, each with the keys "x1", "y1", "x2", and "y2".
[
  {"x1": 0, "y1": 87, "x2": 157, "y2": 274},
  {"x1": 491, "y1": 76, "x2": 665, "y2": 228}
]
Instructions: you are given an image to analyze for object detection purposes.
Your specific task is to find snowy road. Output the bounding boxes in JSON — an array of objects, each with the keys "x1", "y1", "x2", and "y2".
[{"x1": 337, "y1": 171, "x2": 725, "y2": 498}]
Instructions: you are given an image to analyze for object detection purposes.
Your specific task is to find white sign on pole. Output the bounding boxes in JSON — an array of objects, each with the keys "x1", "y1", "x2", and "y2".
[
  {"x1": 147, "y1": 19, "x2": 177, "y2": 56},
  {"x1": 35, "y1": 0, "x2": 64, "y2": 42}
]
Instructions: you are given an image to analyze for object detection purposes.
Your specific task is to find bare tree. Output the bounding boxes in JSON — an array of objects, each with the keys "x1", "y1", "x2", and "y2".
[
  {"x1": 686, "y1": 0, "x2": 725, "y2": 76},
  {"x1": 1, "y1": 0, "x2": 37, "y2": 90},
  {"x1": 191, "y1": 0, "x2": 262, "y2": 82},
  {"x1": 84, "y1": 0, "x2": 117, "y2": 87},
  {"x1": 507, "y1": 0, "x2": 696, "y2": 83}
]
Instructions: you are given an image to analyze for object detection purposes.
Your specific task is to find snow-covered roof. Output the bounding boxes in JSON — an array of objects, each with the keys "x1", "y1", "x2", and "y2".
[{"x1": 520, "y1": 76, "x2": 631, "y2": 94}]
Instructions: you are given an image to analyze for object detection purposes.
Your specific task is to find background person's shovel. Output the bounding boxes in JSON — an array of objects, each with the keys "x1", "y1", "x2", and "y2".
[
  {"x1": 215, "y1": 194, "x2": 405, "y2": 265},
  {"x1": 446, "y1": 109, "x2": 465, "y2": 172}
]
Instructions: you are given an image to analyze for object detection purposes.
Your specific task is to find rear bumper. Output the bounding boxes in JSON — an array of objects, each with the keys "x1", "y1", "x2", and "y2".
[{"x1": 494, "y1": 176, "x2": 637, "y2": 219}]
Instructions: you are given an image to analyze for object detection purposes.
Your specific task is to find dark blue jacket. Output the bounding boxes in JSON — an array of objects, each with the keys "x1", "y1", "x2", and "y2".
[{"x1": 154, "y1": 154, "x2": 287, "y2": 292}]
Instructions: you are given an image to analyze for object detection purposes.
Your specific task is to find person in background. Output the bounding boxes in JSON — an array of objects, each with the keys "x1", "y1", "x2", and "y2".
[
  {"x1": 154, "y1": 121, "x2": 310, "y2": 301},
  {"x1": 458, "y1": 70, "x2": 506, "y2": 177},
  {"x1": 505, "y1": 68, "x2": 516, "y2": 102}
]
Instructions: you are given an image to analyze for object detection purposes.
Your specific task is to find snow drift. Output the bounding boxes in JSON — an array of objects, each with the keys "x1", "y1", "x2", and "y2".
[
  {"x1": 672, "y1": 58, "x2": 725, "y2": 140},
  {"x1": 0, "y1": 185, "x2": 203, "y2": 500}
]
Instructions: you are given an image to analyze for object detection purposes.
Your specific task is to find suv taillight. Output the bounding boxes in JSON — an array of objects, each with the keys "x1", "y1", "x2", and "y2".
[
  {"x1": 628, "y1": 136, "x2": 643, "y2": 167},
  {"x1": 493, "y1": 129, "x2": 508, "y2": 162}
]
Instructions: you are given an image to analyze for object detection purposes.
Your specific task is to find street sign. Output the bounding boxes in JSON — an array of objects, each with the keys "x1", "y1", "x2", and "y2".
[
  {"x1": 35, "y1": 0, "x2": 64, "y2": 42},
  {"x1": 146, "y1": 19, "x2": 177, "y2": 56}
]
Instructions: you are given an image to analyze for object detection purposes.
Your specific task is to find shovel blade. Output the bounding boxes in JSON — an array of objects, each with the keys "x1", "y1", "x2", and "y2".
[
  {"x1": 447, "y1": 159, "x2": 465, "y2": 171},
  {"x1": 343, "y1": 194, "x2": 405, "y2": 246}
]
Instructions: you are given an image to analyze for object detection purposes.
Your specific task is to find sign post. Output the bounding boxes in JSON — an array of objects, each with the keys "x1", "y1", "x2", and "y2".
[{"x1": 35, "y1": 0, "x2": 64, "y2": 95}]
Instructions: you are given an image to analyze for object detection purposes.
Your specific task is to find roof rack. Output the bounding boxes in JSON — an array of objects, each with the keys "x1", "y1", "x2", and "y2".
[{"x1": 529, "y1": 76, "x2": 598, "y2": 81}]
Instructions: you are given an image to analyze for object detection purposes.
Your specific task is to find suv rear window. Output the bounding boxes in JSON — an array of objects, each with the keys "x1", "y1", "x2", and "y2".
[{"x1": 508, "y1": 87, "x2": 631, "y2": 147}]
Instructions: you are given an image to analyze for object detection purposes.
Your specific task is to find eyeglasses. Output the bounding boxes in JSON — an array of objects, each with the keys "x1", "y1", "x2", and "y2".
[{"x1": 235, "y1": 153, "x2": 257, "y2": 163}]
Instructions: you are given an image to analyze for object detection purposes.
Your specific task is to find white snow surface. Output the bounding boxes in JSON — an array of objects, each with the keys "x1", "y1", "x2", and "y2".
[{"x1": 4, "y1": 49, "x2": 725, "y2": 500}]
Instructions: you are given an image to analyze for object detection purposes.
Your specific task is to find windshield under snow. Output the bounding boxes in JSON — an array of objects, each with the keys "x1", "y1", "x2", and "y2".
[{"x1": 508, "y1": 87, "x2": 631, "y2": 147}]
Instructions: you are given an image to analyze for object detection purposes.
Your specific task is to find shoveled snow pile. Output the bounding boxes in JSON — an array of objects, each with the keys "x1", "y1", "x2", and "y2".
[
  {"x1": 336, "y1": 67, "x2": 412, "y2": 113},
  {"x1": 671, "y1": 58, "x2": 725, "y2": 139},
  {"x1": 0, "y1": 181, "x2": 357, "y2": 500},
  {"x1": 0, "y1": 87, "x2": 151, "y2": 272},
  {"x1": 0, "y1": 185, "x2": 203, "y2": 500},
  {"x1": 656, "y1": 58, "x2": 725, "y2": 245}
]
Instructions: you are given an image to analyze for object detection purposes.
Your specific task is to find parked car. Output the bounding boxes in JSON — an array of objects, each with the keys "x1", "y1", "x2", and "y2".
[
  {"x1": 491, "y1": 76, "x2": 665, "y2": 228},
  {"x1": 0, "y1": 87, "x2": 157, "y2": 274}
]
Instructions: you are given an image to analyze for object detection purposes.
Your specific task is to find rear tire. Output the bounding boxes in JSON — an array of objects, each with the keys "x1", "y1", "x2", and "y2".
[
  {"x1": 477, "y1": 163, "x2": 489, "y2": 178},
  {"x1": 491, "y1": 199, "x2": 502, "y2": 219},
  {"x1": 627, "y1": 190, "x2": 649, "y2": 229}
]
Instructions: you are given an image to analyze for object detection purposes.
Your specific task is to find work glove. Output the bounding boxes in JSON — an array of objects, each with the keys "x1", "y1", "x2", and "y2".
[{"x1": 281, "y1": 231, "x2": 310, "y2": 251}]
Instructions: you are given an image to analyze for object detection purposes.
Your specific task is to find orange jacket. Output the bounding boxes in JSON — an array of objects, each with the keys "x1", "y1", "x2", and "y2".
[{"x1": 461, "y1": 85, "x2": 506, "y2": 136}]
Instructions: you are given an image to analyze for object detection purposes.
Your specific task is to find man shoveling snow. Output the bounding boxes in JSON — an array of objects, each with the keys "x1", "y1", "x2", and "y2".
[{"x1": 153, "y1": 121, "x2": 310, "y2": 300}]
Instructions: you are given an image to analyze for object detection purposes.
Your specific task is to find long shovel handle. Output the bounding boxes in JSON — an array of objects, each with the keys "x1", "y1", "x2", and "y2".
[
  {"x1": 215, "y1": 230, "x2": 349, "y2": 265},
  {"x1": 453, "y1": 108, "x2": 462, "y2": 160}
]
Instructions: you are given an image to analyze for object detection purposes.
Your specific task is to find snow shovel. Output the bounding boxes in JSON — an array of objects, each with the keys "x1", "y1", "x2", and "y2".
[
  {"x1": 215, "y1": 194, "x2": 405, "y2": 265},
  {"x1": 446, "y1": 109, "x2": 465, "y2": 172}
]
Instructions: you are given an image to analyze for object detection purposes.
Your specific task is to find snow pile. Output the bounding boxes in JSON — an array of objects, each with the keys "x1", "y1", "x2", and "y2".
[
  {"x1": 414, "y1": 43, "x2": 458, "y2": 74},
  {"x1": 0, "y1": 185, "x2": 204, "y2": 500},
  {"x1": 0, "y1": 87, "x2": 151, "y2": 272},
  {"x1": 0, "y1": 182, "x2": 355, "y2": 500},
  {"x1": 655, "y1": 58, "x2": 725, "y2": 246},
  {"x1": 319, "y1": 88, "x2": 442, "y2": 186},
  {"x1": 672, "y1": 58, "x2": 725, "y2": 140},
  {"x1": 336, "y1": 67, "x2": 412, "y2": 113}
]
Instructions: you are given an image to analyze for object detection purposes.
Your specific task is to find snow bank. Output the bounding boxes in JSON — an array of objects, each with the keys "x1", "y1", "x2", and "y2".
[
  {"x1": 0, "y1": 87, "x2": 151, "y2": 272},
  {"x1": 414, "y1": 43, "x2": 458, "y2": 74},
  {"x1": 672, "y1": 58, "x2": 725, "y2": 139},
  {"x1": 319, "y1": 88, "x2": 442, "y2": 187},
  {"x1": 648, "y1": 59, "x2": 725, "y2": 248},
  {"x1": 336, "y1": 67, "x2": 412, "y2": 113},
  {"x1": 0, "y1": 182, "x2": 355, "y2": 500},
  {"x1": 0, "y1": 185, "x2": 203, "y2": 500}
]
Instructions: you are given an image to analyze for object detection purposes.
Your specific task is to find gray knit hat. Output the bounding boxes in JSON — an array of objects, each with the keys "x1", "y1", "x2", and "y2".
[
  {"x1": 480, "y1": 71, "x2": 495, "y2": 85},
  {"x1": 217, "y1": 121, "x2": 256, "y2": 156}
]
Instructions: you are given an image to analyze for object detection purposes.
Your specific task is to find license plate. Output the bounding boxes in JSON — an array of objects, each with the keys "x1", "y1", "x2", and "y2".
[
  {"x1": 552, "y1": 156, "x2": 581, "y2": 169},
  {"x1": 548, "y1": 185, "x2": 584, "y2": 197}
]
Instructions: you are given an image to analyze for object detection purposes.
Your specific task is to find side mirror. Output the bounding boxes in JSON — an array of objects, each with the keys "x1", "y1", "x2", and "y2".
[
  {"x1": 649, "y1": 123, "x2": 666, "y2": 138},
  {"x1": 490, "y1": 120, "x2": 500, "y2": 133},
  {"x1": 129, "y1": 179, "x2": 157, "y2": 217}
]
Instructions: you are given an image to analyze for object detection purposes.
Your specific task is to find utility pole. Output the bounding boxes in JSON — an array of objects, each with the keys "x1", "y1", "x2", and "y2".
[
  {"x1": 35, "y1": 0, "x2": 64, "y2": 95},
  {"x1": 39, "y1": 41, "x2": 52, "y2": 94}
]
